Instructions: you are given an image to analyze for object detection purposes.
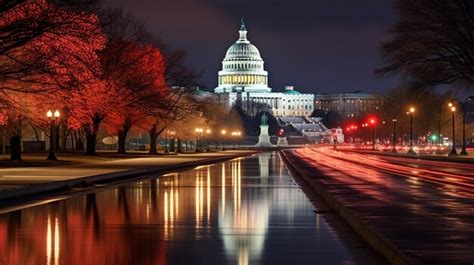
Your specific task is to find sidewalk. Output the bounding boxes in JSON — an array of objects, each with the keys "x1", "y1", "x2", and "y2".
[{"x1": 0, "y1": 150, "x2": 255, "y2": 200}]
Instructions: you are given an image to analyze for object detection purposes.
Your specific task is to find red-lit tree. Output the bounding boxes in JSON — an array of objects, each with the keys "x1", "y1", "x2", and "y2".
[
  {"x1": 0, "y1": 0, "x2": 106, "y2": 160},
  {"x1": 67, "y1": 80, "x2": 111, "y2": 155},
  {"x1": 106, "y1": 44, "x2": 167, "y2": 154},
  {"x1": 0, "y1": 0, "x2": 105, "y2": 93}
]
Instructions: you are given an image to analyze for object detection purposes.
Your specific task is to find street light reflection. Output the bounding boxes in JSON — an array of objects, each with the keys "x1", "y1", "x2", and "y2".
[{"x1": 46, "y1": 215, "x2": 60, "y2": 265}]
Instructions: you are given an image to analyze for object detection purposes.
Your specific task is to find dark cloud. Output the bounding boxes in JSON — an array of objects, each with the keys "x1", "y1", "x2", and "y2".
[
  {"x1": 212, "y1": 0, "x2": 396, "y2": 30},
  {"x1": 101, "y1": 0, "x2": 399, "y2": 94}
]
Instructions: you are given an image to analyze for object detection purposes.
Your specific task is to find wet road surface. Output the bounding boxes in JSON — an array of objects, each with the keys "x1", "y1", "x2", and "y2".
[
  {"x1": 0, "y1": 152, "x2": 385, "y2": 265},
  {"x1": 288, "y1": 147, "x2": 474, "y2": 265}
]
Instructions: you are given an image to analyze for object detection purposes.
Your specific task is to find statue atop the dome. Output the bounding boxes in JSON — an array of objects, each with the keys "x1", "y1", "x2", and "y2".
[
  {"x1": 261, "y1": 112, "x2": 268, "y2": 126},
  {"x1": 240, "y1": 17, "x2": 246, "y2": 31}
]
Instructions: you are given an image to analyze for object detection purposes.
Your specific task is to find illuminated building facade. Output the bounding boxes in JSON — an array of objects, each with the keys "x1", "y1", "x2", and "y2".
[
  {"x1": 314, "y1": 92, "x2": 382, "y2": 118},
  {"x1": 214, "y1": 21, "x2": 314, "y2": 117}
]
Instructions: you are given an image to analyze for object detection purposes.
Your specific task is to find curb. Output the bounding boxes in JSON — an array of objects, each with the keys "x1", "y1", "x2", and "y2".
[
  {"x1": 346, "y1": 149, "x2": 474, "y2": 164},
  {"x1": 0, "y1": 152, "x2": 255, "y2": 202},
  {"x1": 280, "y1": 150, "x2": 421, "y2": 265}
]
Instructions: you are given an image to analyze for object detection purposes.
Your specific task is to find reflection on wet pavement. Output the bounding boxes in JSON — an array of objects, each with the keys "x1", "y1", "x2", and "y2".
[{"x1": 0, "y1": 152, "x2": 382, "y2": 265}]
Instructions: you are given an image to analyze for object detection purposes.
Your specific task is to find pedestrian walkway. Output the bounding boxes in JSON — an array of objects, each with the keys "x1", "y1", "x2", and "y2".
[{"x1": 0, "y1": 151, "x2": 254, "y2": 199}]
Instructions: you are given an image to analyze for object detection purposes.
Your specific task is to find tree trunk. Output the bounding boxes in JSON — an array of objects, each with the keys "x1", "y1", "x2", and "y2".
[
  {"x1": 10, "y1": 134, "x2": 22, "y2": 161},
  {"x1": 177, "y1": 139, "x2": 182, "y2": 153},
  {"x1": 76, "y1": 137, "x2": 84, "y2": 151},
  {"x1": 149, "y1": 129, "x2": 158, "y2": 155},
  {"x1": 117, "y1": 130, "x2": 127, "y2": 154},
  {"x1": 84, "y1": 113, "x2": 104, "y2": 156},
  {"x1": 170, "y1": 138, "x2": 175, "y2": 152},
  {"x1": 86, "y1": 133, "x2": 97, "y2": 156},
  {"x1": 61, "y1": 126, "x2": 67, "y2": 152},
  {"x1": 31, "y1": 126, "x2": 40, "y2": 142}
]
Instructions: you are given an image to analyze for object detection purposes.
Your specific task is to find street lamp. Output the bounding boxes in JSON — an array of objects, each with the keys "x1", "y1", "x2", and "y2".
[
  {"x1": 345, "y1": 124, "x2": 357, "y2": 144},
  {"x1": 46, "y1": 109, "x2": 60, "y2": 160},
  {"x1": 169, "y1": 131, "x2": 176, "y2": 152},
  {"x1": 206, "y1": 128, "x2": 211, "y2": 151},
  {"x1": 460, "y1": 96, "x2": 474, "y2": 155},
  {"x1": 448, "y1": 104, "x2": 458, "y2": 156},
  {"x1": 237, "y1": 131, "x2": 242, "y2": 148},
  {"x1": 195, "y1": 128, "x2": 203, "y2": 152},
  {"x1": 231, "y1": 131, "x2": 238, "y2": 150},
  {"x1": 407, "y1": 107, "x2": 416, "y2": 155},
  {"x1": 368, "y1": 117, "x2": 378, "y2": 151},
  {"x1": 360, "y1": 123, "x2": 367, "y2": 146},
  {"x1": 391, "y1": 118, "x2": 397, "y2": 153},
  {"x1": 346, "y1": 126, "x2": 352, "y2": 144},
  {"x1": 221, "y1": 129, "x2": 226, "y2": 151},
  {"x1": 164, "y1": 130, "x2": 169, "y2": 153}
]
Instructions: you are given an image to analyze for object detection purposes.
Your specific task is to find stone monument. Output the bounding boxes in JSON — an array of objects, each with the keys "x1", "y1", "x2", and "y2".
[{"x1": 255, "y1": 113, "x2": 273, "y2": 147}]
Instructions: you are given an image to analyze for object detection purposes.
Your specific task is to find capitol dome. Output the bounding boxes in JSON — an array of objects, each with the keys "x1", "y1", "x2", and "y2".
[
  {"x1": 224, "y1": 42, "x2": 261, "y2": 59},
  {"x1": 215, "y1": 20, "x2": 271, "y2": 93}
]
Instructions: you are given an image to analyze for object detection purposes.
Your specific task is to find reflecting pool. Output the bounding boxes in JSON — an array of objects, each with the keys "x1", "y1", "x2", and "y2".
[{"x1": 0, "y1": 152, "x2": 382, "y2": 265}]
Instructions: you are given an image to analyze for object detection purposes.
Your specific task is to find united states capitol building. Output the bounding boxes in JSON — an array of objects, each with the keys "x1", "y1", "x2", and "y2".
[
  {"x1": 214, "y1": 21, "x2": 314, "y2": 117},
  {"x1": 201, "y1": 20, "x2": 380, "y2": 142}
]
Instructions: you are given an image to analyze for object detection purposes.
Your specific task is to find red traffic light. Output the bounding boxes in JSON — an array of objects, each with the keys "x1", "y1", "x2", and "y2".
[
  {"x1": 366, "y1": 115, "x2": 378, "y2": 126},
  {"x1": 278, "y1": 128, "x2": 284, "y2": 136},
  {"x1": 345, "y1": 123, "x2": 358, "y2": 132}
]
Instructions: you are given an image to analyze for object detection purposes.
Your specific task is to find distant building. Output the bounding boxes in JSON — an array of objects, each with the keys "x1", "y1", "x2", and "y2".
[
  {"x1": 214, "y1": 20, "x2": 314, "y2": 117},
  {"x1": 314, "y1": 92, "x2": 382, "y2": 118}
]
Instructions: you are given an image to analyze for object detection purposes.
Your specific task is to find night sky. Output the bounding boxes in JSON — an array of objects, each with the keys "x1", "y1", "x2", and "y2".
[{"x1": 102, "y1": 0, "x2": 399, "y2": 94}]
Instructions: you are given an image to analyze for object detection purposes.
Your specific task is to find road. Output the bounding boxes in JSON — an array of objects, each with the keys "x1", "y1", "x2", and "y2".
[
  {"x1": 288, "y1": 146, "x2": 474, "y2": 265},
  {"x1": 307, "y1": 147, "x2": 474, "y2": 196}
]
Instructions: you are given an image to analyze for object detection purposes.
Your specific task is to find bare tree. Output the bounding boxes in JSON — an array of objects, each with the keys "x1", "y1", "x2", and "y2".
[{"x1": 376, "y1": 0, "x2": 474, "y2": 90}]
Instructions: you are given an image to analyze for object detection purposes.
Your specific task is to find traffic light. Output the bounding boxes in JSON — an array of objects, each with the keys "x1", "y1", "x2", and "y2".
[{"x1": 278, "y1": 128, "x2": 285, "y2": 137}]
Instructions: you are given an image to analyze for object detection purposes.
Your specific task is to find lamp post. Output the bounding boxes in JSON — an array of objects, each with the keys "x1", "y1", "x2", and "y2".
[
  {"x1": 195, "y1": 128, "x2": 202, "y2": 152},
  {"x1": 391, "y1": 118, "x2": 397, "y2": 153},
  {"x1": 206, "y1": 129, "x2": 211, "y2": 152},
  {"x1": 346, "y1": 127, "x2": 352, "y2": 144},
  {"x1": 345, "y1": 125, "x2": 357, "y2": 144},
  {"x1": 407, "y1": 107, "x2": 416, "y2": 155},
  {"x1": 169, "y1": 131, "x2": 176, "y2": 153},
  {"x1": 221, "y1": 129, "x2": 226, "y2": 151},
  {"x1": 237, "y1": 131, "x2": 242, "y2": 148},
  {"x1": 369, "y1": 118, "x2": 377, "y2": 150},
  {"x1": 231, "y1": 132, "x2": 237, "y2": 150},
  {"x1": 361, "y1": 123, "x2": 367, "y2": 146},
  {"x1": 164, "y1": 130, "x2": 170, "y2": 153},
  {"x1": 460, "y1": 96, "x2": 474, "y2": 155},
  {"x1": 46, "y1": 110, "x2": 60, "y2": 160},
  {"x1": 448, "y1": 103, "x2": 458, "y2": 156}
]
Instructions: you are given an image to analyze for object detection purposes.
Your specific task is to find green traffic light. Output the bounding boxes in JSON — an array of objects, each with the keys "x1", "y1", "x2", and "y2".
[{"x1": 431, "y1": 135, "x2": 437, "y2": 141}]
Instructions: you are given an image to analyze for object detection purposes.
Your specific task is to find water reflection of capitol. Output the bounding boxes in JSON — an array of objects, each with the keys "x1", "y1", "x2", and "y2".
[
  {"x1": 161, "y1": 152, "x2": 307, "y2": 265},
  {"x1": 217, "y1": 153, "x2": 307, "y2": 265}
]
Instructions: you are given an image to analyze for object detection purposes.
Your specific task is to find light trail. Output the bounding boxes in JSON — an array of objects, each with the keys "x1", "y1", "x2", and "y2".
[{"x1": 294, "y1": 147, "x2": 474, "y2": 197}]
